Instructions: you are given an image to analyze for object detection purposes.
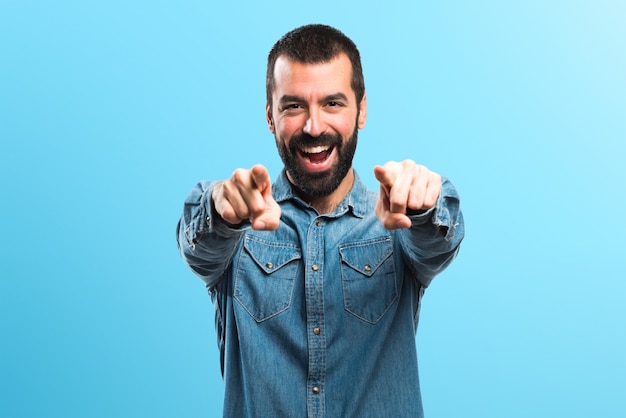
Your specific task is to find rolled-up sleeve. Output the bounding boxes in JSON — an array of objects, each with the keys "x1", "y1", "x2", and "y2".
[
  {"x1": 400, "y1": 177, "x2": 465, "y2": 287},
  {"x1": 176, "y1": 180, "x2": 247, "y2": 289}
]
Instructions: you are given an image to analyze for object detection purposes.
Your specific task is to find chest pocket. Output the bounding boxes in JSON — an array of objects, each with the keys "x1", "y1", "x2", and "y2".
[
  {"x1": 339, "y1": 237, "x2": 398, "y2": 324},
  {"x1": 234, "y1": 235, "x2": 301, "y2": 322}
]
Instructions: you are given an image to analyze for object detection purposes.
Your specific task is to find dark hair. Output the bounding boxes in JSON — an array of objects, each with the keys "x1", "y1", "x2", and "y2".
[{"x1": 266, "y1": 24, "x2": 365, "y2": 109}]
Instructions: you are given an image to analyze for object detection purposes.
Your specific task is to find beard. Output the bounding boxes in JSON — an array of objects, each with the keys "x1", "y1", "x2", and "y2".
[{"x1": 276, "y1": 124, "x2": 358, "y2": 199}]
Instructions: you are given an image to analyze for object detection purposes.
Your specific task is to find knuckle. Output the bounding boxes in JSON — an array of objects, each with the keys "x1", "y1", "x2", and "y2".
[
  {"x1": 222, "y1": 208, "x2": 242, "y2": 224},
  {"x1": 389, "y1": 196, "x2": 405, "y2": 209},
  {"x1": 409, "y1": 195, "x2": 424, "y2": 209},
  {"x1": 221, "y1": 182, "x2": 241, "y2": 203},
  {"x1": 231, "y1": 168, "x2": 248, "y2": 184},
  {"x1": 234, "y1": 206, "x2": 250, "y2": 220}
]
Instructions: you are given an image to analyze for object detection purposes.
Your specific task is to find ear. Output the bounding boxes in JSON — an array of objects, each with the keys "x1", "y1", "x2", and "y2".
[
  {"x1": 357, "y1": 92, "x2": 367, "y2": 129},
  {"x1": 266, "y1": 103, "x2": 275, "y2": 134}
]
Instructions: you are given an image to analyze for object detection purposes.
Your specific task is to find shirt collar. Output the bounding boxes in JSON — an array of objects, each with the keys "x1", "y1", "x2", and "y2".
[{"x1": 273, "y1": 169, "x2": 370, "y2": 218}]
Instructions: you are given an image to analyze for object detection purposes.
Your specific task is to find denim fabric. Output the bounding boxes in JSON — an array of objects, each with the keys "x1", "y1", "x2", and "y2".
[{"x1": 177, "y1": 170, "x2": 464, "y2": 418}]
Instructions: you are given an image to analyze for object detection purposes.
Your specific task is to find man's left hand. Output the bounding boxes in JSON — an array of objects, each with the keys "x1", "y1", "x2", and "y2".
[{"x1": 374, "y1": 160, "x2": 442, "y2": 230}]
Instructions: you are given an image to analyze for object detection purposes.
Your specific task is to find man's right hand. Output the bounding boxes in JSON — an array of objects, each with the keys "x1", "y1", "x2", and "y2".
[{"x1": 211, "y1": 164, "x2": 281, "y2": 231}]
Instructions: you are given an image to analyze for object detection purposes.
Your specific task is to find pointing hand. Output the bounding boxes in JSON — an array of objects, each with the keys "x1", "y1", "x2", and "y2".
[
  {"x1": 374, "y1": 160, "x2": 441, "y2": 230},
  {"x1": 212, "y1": 164, "x2": 281, "y2": 230}
]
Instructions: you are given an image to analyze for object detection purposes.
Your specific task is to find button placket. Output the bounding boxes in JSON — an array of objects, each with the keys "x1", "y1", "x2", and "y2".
[{"x1": 305, "y1": 216, "x2": 325, "y2": 415}]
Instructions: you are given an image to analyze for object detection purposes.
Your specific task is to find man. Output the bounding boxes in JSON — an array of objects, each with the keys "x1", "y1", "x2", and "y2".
[{"x1": 177, "y1": 24, "x2": 464, "y2": 418}]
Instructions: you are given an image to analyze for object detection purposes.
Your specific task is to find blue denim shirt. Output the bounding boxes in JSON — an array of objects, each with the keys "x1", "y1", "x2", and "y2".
[{"x1": 177, "y1": 170, "x2": 464, "y2": 418}]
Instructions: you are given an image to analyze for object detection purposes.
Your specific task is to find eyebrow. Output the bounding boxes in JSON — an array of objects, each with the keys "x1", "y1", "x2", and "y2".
[
  {"x1": 278, "y1": 92, "x2": 350, "y2": 106},
  {"x1": 323, "y1": 93, "x2": 349, "y2": 102}
]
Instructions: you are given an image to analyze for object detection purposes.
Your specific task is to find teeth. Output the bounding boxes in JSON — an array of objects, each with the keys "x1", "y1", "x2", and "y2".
[{"x1": 301, "y1": 145, "x2": 330, "y2": 154}]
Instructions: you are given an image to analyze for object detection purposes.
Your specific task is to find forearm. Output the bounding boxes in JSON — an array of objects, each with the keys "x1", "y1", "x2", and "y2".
[
  {"x1": 399, "y1": 177, "x2": 464, "y2": 286},
  {"x1": 176, "y1": 180, "x2": 247, "y2": 289}
]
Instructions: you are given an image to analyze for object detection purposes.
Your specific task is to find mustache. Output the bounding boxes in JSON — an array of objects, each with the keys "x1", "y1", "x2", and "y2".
[{"x1": 288, "y1": 133, "x2": 343, "y2": 151}]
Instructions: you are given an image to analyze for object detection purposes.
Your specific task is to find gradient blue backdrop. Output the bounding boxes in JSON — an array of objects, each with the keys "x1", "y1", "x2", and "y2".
[{"x1": 1, "y1": 1, "x2": 624, "y2": 417}]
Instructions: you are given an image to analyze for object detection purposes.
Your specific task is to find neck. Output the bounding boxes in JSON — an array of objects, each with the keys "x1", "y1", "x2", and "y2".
[{"x1": 294, "y1": 169, "x2": 355, "y2": 215}]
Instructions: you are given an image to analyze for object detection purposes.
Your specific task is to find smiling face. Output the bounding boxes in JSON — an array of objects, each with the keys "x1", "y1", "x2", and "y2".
[{"x1": 267, "y1": 53, "x2": 367, "y2": 200}]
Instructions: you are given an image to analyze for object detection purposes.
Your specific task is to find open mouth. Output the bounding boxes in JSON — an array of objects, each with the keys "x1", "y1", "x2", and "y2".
[{"x1": 299, "y1": 145, "x2": 334, "y2": 164}]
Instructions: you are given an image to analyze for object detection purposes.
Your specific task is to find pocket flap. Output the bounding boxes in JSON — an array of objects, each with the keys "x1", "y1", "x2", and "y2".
[
  {"x1": 243, "y1": 236, "x2": 301, "y2": 274},
  {"x1": 339, "y1": 237, "x2": 393, "y2": 277}
]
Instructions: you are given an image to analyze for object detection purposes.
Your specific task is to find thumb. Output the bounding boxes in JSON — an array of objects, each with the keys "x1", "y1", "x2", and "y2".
[{"x1": 251, "y1": 197, "x2": 281, "y2": 230}]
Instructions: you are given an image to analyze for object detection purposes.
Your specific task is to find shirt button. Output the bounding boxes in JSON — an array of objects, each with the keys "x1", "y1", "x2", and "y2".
[
  {"x1": 266, "y1": 262, "x2": 273, "y2": 269},
  {"x1": 206, "y1": 216, "x2": 211, "y2": 226},
  {"x1": 313, "y1": 327, "x2": 321, "y2": 335},
  {"x1": 312, "y1": 386, "x2": 320, "y2": 394},
  {"x1": 311, "y1": 265, "x2": 319, "y2": 271},
  {"x1": 364, "y1": 264, "x2": 371, "y2": 272},
  {"x1": 315, "y1": 219, "x2": 322, "y2": 226}
]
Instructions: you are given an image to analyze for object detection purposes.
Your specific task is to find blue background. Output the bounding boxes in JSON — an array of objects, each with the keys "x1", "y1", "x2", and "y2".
[{"x1": 1, "y1": 1, "x2": 624, "y2": 417}]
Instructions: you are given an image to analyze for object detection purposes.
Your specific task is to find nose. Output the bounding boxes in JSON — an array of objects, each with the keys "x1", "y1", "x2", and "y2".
[{"x1": 303, "y1": 108, "x2": 326, "y2": 137}]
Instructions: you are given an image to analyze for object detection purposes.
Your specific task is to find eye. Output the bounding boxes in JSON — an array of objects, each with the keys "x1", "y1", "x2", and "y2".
[
  {"x1": 325, "y1": 101, "x2": 345, "y2": 112},
  {"x1": 281, "y1": 103, "x2": 303, "y2": 113}
]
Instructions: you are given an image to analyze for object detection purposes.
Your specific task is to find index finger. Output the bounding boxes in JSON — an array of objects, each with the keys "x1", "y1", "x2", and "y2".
[
  {"x1": 375, "y1": 164, "x2": 411, "y2": 211},
  {"x1": 373, "y1": 165, "x2": 395, "y2": 189},
  {"x1": 250, "y1": 164, "x2": 271, "y2": 192}
]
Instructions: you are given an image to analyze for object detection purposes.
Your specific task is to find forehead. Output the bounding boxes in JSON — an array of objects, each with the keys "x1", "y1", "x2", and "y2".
[{"x1": 272, "y1": 53, "x2": 355, "y2": 101}]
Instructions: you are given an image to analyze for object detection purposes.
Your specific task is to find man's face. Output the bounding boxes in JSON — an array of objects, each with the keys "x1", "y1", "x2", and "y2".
[{"x1": 266, "y1": 53, "x2": 367, "y2": 198}]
